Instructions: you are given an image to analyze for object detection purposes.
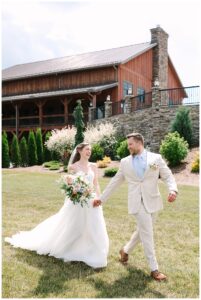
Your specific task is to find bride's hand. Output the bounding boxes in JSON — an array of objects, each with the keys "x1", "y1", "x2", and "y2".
[{"x1": 93, "y1": 200, "x2": 102, "y2": 207}]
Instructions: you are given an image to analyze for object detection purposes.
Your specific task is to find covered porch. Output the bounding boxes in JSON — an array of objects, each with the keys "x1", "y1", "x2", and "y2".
[{"x1": 2, "y1": 82, "x2": 118, "y2": 138}]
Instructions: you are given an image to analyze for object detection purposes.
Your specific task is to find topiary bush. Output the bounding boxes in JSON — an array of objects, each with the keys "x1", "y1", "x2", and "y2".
[
  {"x1": 90, "y1": 144, "x2": 104, "y2": 162},
  {"x1": 20, "y1": 136, "x2": 28, "y2": 167},
  {"x1": 2, "y1": 131, "x2": 10, "y2": 168},
  {"x1": 104, "y1": 167, "x2": 119, "y2": 177},
  {"x1": 28, "y1": 131, "x2": 38, "y2": 166},
  {"x1": 44, "y1": 132, "x2": 52, "y2": 162},
  {"x1": 11, "y1": 134, "x2": 21, "y2": 167},
  {"x1": 159, "y1": 132, "x2": 189, "y2": 166},
  {"x1": 35, "y1": 128, "x2": 44, "y2": 165},
  {"x1": 73, "y1": 100, "x2": 85, "y2": 146},
  {"x1": 171, "y1": 107, "x2": 193, "y2": 147},
  {"x1": 116, "y1": 140, "x2": 130, "y2": 159}
]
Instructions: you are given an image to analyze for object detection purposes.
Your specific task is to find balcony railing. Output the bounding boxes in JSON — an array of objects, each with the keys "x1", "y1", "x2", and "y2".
[{"x1": 160, "y1": 86, "x2": 200, "y2": 106}]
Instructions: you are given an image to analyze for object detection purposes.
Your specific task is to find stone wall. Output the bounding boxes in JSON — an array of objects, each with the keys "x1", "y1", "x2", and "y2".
[{"x1": 90, "y1": 104, "x2": 199, "y2": 152}]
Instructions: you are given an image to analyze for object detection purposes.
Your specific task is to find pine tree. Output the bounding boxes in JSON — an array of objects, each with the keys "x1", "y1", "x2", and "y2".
[
  {"x1": 171, "y1": 107, "x2": 193, "y2": 147},
  {"x1": 28, "y1": 131, "x2": 38, "y2": 166},
  {"x1": 73, "y1": 100, "x2": 85, "y2": 146},
  {"x1": 35, "y1": 128, "x2": 44, "y2": 165},
  {"x1": 2, "y1": 131, "x2": 10, "y2": 168},
  {"x1": 20, "y1": 136, "x2": 29, "y2": 167},
  {"x1": 44, "y1": 131, "x2": 52, "y2": 162},
  {"x1": 11, "y1": 134, "x2": 21, "y2": 167}
]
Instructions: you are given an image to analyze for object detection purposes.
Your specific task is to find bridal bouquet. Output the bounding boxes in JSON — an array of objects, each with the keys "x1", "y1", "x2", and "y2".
[{"x1": 58, "y1": 174, "x2": 93, "y2": 207}]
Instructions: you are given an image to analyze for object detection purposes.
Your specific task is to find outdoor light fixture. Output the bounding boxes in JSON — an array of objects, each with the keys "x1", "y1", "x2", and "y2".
[
  {"x1": 154, "y1": 78, "x2": 159, "y2": 87},
  {"x1": 106, "y1": 95, "x2": 111, "y2": 101}
]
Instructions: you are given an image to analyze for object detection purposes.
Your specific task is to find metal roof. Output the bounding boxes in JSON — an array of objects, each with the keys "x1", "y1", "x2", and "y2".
[
  {"x1": 2, "y1": 42, "x2": 156, "y2": 81},
  {"x1": 2, "y1": 82, "x2": 118, "y2": 102}
]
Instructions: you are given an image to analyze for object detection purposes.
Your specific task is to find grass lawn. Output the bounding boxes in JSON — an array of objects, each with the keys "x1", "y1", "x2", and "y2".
[{"x1": 2, "y1": 170, "x2": 199, "y2": 298}]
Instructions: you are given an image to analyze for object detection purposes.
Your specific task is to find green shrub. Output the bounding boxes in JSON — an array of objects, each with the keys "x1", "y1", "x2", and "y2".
[
  {"x1": 44, "y1": 132, "x2": 52, "y2": 162},
  {"x1": 104, "y1": 167, "x2": 119, "y2": 177},
  {"x1": 28, "y1": 131, "x2": 38, "y2": 166},
  {"x1": 73, "y1": 99, "x2": 85, "y2": 146},
  {"x1": 160, "y1": 132, "x2": 189, "y2": 166},
  {"x1": 90, "y1": 144, "x2": 104, "y2": 162},
  {"x1": 35, "y1": 128, "x2": 44, "y2": 165},
  {"x1": 171, "y1": 107, "x2": 193, "y2": 147},
  {"x1": 191, "y1": 155, "x2": 199, "y2": 173},
  {"x1": 99, "y1": 135, "x2": 119, "y2": 160},
  {"x1": 49, "y1": 164, "x2": 60, "y2": 170},
  {"x1": 20, "y1": 137, "x2": 28, "y2": 167},
  {"x1": 116, "y1": 140, "x2": 130, "y2": 159},
  {"x1": 11, "y1": 134, "x2": 21, "y2": 167},
  {"x1": 43, "y1": 161, "x2": 61, "y2": 168},
  {"x1": 2, "y1": 131, "x2": 10, "y2": 168}
]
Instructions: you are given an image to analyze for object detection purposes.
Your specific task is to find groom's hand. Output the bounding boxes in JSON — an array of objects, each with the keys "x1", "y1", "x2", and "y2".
[
  {"x1": 93, "y1": 200, "x2": 102, "y2": 207},
  {"x1": 168, "y1": 191, "x2": 177, "y2": 202}
]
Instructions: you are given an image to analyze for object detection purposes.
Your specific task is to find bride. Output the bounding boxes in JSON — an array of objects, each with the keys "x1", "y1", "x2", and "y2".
[{"x1": 5, "y1": 142, "x2": 109, "y2": 269}]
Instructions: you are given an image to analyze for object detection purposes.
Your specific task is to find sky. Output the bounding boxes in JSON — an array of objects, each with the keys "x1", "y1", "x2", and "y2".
[{"x1": 1, "y1": 0, "x2": 201, "y2": 87}]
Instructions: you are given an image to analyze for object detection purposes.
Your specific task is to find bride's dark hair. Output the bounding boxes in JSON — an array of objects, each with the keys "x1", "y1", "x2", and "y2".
[{"x1": 71, "y1": 142, "x2": 90, "y2": 164}]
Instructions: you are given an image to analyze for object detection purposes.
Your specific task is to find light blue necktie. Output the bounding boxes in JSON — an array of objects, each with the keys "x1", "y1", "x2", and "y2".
[{"x1": 134, "y1": 155, "x2": 146, "y2": 179}]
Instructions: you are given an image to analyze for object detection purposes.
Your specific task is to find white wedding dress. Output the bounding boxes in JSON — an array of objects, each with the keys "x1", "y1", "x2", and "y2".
[{"x1": 5, "y1": 169, "x2": 109, "y2": 268}]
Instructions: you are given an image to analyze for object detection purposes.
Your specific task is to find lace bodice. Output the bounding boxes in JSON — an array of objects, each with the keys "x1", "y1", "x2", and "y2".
[{"x1": 75, "y1": 169, "x2": 95, "y2": 185}]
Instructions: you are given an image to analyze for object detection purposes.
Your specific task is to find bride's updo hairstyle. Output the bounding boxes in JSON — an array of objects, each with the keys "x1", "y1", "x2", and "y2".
[{"x1": 71, "y1": 142, "x2": 90, "y2": 164}]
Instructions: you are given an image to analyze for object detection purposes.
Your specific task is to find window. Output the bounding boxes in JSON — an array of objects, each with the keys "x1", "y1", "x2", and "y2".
[
  {"x1": 137, "y1": 87, "x2": 145, "y2": 102},
  {"x1": 123, "y1": 81, "x2": 133, "y2": 97}
]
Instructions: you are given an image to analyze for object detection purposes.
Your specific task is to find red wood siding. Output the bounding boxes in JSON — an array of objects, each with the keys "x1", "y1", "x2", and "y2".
[
  {"x1": 168, "y1": 62, "x2": 183, "y2": 89},
  {"x1": 2, "y1": 67, "x2": 117, "y2": 97},
  {"x1": 118, "y1": 49, "x2": 153, "y2": 100}
]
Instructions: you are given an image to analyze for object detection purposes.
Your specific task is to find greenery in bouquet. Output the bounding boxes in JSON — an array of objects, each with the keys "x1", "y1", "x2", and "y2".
[{"x1": 58, "y1": 174, "x2": 93, "y2": 207}]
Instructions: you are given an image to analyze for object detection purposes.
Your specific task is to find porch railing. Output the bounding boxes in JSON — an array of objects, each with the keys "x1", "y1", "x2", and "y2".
[{"x1": 160, "y1": 86, "x2": 200, "y2": 106}]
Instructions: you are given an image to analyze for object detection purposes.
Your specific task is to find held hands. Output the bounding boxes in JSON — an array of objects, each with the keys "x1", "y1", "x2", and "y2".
[
  {"x1": 168, "y1": 191, "x2": 177, "y2": 202},
  {"x1": 93, "y1": 199, "x2": 102, "y2": 207}
]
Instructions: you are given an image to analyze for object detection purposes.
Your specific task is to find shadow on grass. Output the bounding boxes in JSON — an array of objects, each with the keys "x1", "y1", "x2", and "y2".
[
  {"x1": 16, "y1": 249, "x2": 97, "y2": 297},
  {"x1": 15, "y1": 249, "x2": 166, "y2": 298},
  {"x1": 87, "y1": 266, "x2": 166, "y2": 298}
]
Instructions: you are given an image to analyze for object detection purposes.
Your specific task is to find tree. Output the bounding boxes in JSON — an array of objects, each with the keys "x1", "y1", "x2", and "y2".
[
  {"x1": 20, "y1": 137, "x2": 29, "y2": 167},
  {"x1": 11, "y1": 134, "x2": 21, "y2": 167},
  {"x1": 28, "y1": 131, "x2": 38, "y2": 166},
  {"x1": 43, "y1": 132, "x2": 52, "y2": 162},
  {"x1": 171, "y1": 107, "x2": 193, "y2": 147},
  {"x1": 2, "y1": 131, "x2": 10, "y2": 168},
  {"x1": 35, "y1": 128, "x2": 44, "y2": 165},
  {"x1": 73, "y1": 100, "x2": 85, "y2": 146}
]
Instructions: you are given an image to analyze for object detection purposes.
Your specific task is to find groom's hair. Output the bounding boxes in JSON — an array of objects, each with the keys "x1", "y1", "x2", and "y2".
[{"x1": 126, "y1": 133, "x2": 144, "y2": 145}]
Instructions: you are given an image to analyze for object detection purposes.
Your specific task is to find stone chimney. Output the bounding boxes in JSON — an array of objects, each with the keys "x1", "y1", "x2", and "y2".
[{"x1": 150, "y1": 25, "x2": 169, "y2": 89}]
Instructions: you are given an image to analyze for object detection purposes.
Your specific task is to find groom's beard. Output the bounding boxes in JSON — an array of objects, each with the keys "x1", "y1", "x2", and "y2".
[{"x1": 129, "y1": 149, "x2": 138, "y2": 156}]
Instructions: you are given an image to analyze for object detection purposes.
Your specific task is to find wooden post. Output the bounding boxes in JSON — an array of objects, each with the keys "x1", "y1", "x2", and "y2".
[
  {"x1": 15, "y1": 103, "x2": 19, "y2": 138},
  {"x1": 36, "y1": 100, "x2": 46, "y2": 128},
  {"x1": 61, "y1": 98, "x2": 68, "y2": 124}
]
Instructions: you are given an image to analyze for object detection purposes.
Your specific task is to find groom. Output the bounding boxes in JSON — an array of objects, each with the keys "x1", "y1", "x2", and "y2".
[{"x1": 93, "y1": 133, "x2": 178, "y2": 281}]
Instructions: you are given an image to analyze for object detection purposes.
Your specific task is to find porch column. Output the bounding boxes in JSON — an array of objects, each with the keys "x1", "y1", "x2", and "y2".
[
  {"x1": 104, "y1": 100, "x2": 112, "y2": 118},
  {"x1": 15, "y1": 103, "x2": 19, "y2": 137},
  {"x1": 124, "y1": 95, "x2": 132, "y2": 114},
  {"x1": 36, "y1": 100, "x2": 46, "y2": 128},
  {"x1": 61, "y1": 97, "x2": 68, "y2": 124},
  {"x1": 152, "y1": 86, "x2": 160, "y2": 110}
]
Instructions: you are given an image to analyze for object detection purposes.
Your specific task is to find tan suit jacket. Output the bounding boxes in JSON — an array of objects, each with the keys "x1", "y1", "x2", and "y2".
[{"x1": 100, "y1": 152, "x2": 178, "y2": 214}]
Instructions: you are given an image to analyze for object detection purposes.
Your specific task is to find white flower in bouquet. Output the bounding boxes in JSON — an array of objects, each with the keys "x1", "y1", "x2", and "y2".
[{"x1": 58, "y1": 174, "x2": 93, "y2": 207}]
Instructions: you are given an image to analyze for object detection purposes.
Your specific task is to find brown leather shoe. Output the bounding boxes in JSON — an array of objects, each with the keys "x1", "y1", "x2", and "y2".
[
  {"x1": 119, "y1": 249, "x2": 128, "y2": 264},
  {"x1": 151, "y1": 270, "x2": 167, "y2": 281}
]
